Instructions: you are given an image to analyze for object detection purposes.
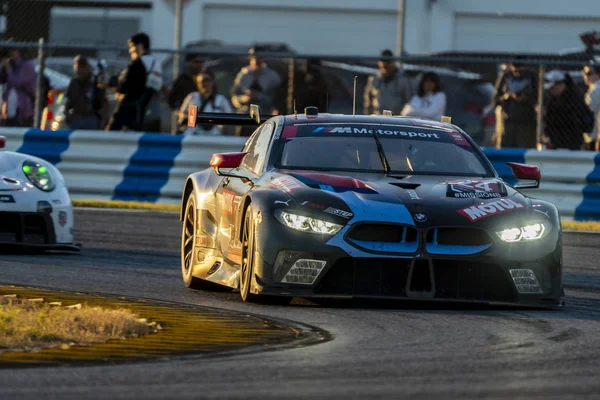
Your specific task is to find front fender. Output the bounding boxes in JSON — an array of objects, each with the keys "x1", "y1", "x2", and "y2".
[{"x1": 235, "y1": 187, "x2": 293, "y2": 242}]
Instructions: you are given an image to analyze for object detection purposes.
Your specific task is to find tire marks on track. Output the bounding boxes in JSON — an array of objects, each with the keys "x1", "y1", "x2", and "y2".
[{"x1": 0, "y1": 208, "x2": 599, "y2": 399}]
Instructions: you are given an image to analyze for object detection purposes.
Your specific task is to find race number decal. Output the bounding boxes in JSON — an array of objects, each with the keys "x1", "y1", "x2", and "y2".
[{"x1": 446, "y1": 180, "x2": 507, "y2": 199}]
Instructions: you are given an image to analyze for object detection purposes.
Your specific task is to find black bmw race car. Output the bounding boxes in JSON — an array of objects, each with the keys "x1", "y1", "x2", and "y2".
[{"x1": 180, "y1": 105, "x2": 563, "y2": 308}]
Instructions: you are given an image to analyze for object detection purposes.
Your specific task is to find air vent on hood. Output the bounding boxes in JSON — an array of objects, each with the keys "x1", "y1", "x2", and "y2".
[{"x1": 389, "y1": 182, "x2": 421, "y2": 190}]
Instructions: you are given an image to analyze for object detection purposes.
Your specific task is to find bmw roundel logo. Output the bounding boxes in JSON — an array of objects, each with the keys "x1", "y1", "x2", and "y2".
[{"x1": 414, "y1": 213, "x2": 427, "y2": 222}]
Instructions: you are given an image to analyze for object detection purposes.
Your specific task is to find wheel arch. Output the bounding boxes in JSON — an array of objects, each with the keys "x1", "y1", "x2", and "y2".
[
  {"x1": 236, "y1": 188, "x2": 286, "y2": 242},
  {"x1": 180, "y1": 178, "x2": 195, "y2": 221},
  {"x1": 180, "y1": 170, "x2": 214, "y2": 221}
]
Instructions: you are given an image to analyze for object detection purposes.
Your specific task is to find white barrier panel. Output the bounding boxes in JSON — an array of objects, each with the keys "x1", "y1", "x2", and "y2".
[
  {"x1": 523, "y1": 150, "x2": 597, "y2": 219},
  {"x1": 1, "y1": 128, "x2": 28, "y2": 152},
  {"x1": 158, "y1": 135, "x2": 246, "y2": 203},
  {"x1": 60, "y1": 131, "x2": 142, "y2": 200}
]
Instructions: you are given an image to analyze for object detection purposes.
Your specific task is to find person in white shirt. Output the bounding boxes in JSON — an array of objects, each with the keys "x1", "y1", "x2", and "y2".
[
  {"x1": 178, "y1": 70, "x2": 232, "y2": 136},
  {"x1": 401, "y1": 72, "x2": 446, "y2": 122},
  {"x1": 583, "y1": 64, "x2": 600, "y2": 150}
]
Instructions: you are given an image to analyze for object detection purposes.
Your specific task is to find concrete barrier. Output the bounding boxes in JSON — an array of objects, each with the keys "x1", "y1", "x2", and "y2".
[
  {"x1": 2, "y1": 128, "x2": 599, "y2": 220},
  {"x1": 1, "y1": 128, "x2": 245, "y2": 205}
]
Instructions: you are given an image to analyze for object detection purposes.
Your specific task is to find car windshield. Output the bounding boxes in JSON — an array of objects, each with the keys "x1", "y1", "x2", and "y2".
[{"x1": 278, "y1": 123, "x2": 491, "y2": 176}]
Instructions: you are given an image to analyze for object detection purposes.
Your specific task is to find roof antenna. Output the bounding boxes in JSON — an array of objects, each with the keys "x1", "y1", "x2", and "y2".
[
  {"x1": 353, "y1": 76, "x2": 358, "y2": 116},
  {"x1": 326, "y1": 91, "x2": 329, "y2": 113},
  {"x1": 293, "y1": 99, "x2": 297, "y2": 115}
]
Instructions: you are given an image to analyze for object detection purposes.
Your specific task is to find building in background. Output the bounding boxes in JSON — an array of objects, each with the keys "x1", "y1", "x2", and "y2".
[
  {"x1": 1, "y1": 0, "x2": 598, "y2": 58},
  {"x1": 149, "y1": 0, "x2": 600, "y2": 56}
]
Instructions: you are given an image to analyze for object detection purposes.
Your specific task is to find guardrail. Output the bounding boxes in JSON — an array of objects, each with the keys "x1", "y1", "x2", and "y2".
[{"x1": 2, "y1": 128, "x2": 599, "y2": 220}]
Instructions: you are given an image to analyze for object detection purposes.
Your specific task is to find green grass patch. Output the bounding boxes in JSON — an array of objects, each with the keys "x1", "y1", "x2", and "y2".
[
  {"x1": 0, "y1": 295, "x2": 157, "y2": 353},
  {"x1": 73, "y1": 199, "x2": 179, "y2": 212}
]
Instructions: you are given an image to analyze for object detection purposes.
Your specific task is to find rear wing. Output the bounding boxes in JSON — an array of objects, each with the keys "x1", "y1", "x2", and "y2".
[{"x1": 187, "y1": 104, "x2": 276, "y2": 127}]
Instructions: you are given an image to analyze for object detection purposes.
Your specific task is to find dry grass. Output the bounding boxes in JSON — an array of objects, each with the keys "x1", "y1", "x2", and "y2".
[
  {"x1": 0, "y1": 296, "x2": 157, "y2": 352},
  {"x1": 561, "y1": 220, "x2": 600, "y2": 232},
  {"x1": 72, "y1": 199, "x2": 179, "y2": 212}
]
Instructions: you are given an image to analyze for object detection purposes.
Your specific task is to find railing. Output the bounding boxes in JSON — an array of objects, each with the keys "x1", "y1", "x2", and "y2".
[{"x1": 1, "y1": 39, "x2": 598, "y2": 150}]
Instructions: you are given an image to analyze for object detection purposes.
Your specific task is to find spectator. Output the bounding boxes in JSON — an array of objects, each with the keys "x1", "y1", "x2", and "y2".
[
  {"x1": 0, "y1": 47, "x2": 37, "y2": 127},
  {"x1": 400, "y1": 72, "x2": 446, "y2": 121},
  {"x1": 64, "y1": 55, "x2": 107, "y2": 130},
  {"x1": 168, "y1": 52, "x2": 203, "y2": 112},
  {"x1": 364, "y1": 49, "x2": 412, "y2": 115},
  {"x1": 492, "y1": 59, "x2": 538, "y2": 149},
  {"x1": 543, "y1": 70, "x2": 593, "y2": 150},
  {"x1": 583, "y1": 63, "x2": 600, "y2": 151},
  {"x1": 178, "y1": 70, "x2": 232, "y2": 135},
  {"x1": 293, "y1": 58, "x2": 329, "y2": 112},
  {"x1": 231, "y1": 45, "x2": 282, "y2": 136},
  {"x1": 106, "y1": 32, "x2": 163, "y2": 132}
]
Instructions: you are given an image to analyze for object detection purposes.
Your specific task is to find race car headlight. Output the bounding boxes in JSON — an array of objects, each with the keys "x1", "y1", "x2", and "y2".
[
  {"x1": 277, "y1": 211, "x2": 342, "y2": 235},
  {"x1": 22, "y1": 160, "x2": 55, "y2": 192},
  {"x1": 496, "y1": 223, "x2": 546, "y2": 243}
]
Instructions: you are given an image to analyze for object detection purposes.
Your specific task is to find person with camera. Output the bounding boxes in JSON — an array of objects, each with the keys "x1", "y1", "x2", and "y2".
[
  {"x1": 63, "y1": 55, "x2": 107, "y2": 130},
  {"x1": 491, "y1": 58, "x2": 539, "y2": 149},
  {"x1": 178, "y1": 70, "x2": 232, "y2": 136},
  {"x1": 230, "y1": 45, "x2": 282, "y2": 136},
  {"x1": 106, "y1": 32, "x2": 162, "y2": 132}
]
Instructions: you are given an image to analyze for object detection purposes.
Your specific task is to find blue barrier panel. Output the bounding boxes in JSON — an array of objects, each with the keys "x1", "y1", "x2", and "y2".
[
  {"x1": 574, "y1": 152, "x2": 600, "y2": 221},
  {"x1": 482, "y1": 148, "x2": 527, "y2": 186},
  {"x1": 112, "y1": 133, "x2": 185, "y2": 202},
  {"x1": 16, "y1": 129, "x2": 74, "y2": 165}
]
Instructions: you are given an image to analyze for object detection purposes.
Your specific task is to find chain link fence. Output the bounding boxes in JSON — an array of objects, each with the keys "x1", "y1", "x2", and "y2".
[{"x1": 0, "y1": 38, "x2": 599, "y2": 150}]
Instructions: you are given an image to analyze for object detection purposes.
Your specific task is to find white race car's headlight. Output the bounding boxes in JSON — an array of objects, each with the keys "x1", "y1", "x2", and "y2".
[
  {"x1": 22, "y1": 160, "x2": 55, "y2": 192},
  {"x1": 496, "y1": 223, "x2": 546, "y2": 243},
  {"x1": 277, "y1": 211, "x2": 343, "y2": 235}
]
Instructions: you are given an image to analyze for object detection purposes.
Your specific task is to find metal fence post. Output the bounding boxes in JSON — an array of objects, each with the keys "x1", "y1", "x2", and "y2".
[
  {"x1": 33, "y1": 37, "x2": 44, "y2": 129},
  {"x1": 171, "y1": 0, "x2": 183, "y2": 134},
  {"x1": 286, "y1": 57, "x2": 295, "y2": 115},
  {"x1": 536, "y1": 63, "x2": 545, "y2": 150},
  {"x1": 396, "y1": 0, "x2": 406, "y2": 56}
]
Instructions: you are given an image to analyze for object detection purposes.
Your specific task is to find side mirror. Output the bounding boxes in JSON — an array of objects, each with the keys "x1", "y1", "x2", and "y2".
[
  {"x1": 209, "y1": 152, "x2": 253, "y2": 183},
  {"x1": 506, "y1": 162, "x2": 541, "y2": 189},
  {"x1": 0, "y1": 136, "x2": 5, "y2": 149}
]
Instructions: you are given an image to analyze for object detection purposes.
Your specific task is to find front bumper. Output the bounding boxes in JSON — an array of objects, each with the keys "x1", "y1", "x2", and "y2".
[
  {"x1": 250, "y1": 218, "x2": 563, "y2": 309},
  {"x1": 0, "y1": 211, "x2": 79, "y2": 252}
]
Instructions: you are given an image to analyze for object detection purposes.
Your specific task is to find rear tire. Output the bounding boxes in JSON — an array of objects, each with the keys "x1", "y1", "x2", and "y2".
[{"x1": 181, "y1": 194, "x2": 222, "y2": 290}]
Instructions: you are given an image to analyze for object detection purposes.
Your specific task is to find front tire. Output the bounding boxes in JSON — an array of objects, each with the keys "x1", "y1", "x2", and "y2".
[
  {"x1": 240, "y1": 204, "x2": 292, "y2": 305},
  {"x1": 240, "y1": 204, "x2": 256, "y2": 302}
]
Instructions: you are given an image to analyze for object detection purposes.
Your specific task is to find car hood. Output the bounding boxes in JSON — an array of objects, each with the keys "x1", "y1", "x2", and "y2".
[
  {"x1": 0, "y1": 153, "x2": 26, "y2": 191},
  {"x1": 269, "y1": 170, "x2": 531, "y2": 227}
]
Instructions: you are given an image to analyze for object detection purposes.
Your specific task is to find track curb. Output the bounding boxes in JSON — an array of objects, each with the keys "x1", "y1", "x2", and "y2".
[{"x1": 0, "y1": 285, "x2": 330, "y2": 368}]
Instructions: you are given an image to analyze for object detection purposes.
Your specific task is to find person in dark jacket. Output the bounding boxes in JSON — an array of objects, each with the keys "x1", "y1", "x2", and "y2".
[
  {"x1": 543, "y1": 70, "x2": 594, "y2": 150},
  {"x1": 492, "y1": 59, "x2": 538, "y2": 148},
  {"x1": 293, "y1": 58, "x2": 329, "y2": 112},
  {"x1": 106, "y1": 32, "x2": 163, "y2": 131},
  {"x1": 64, "y1": 55, "x2": 107, "y2": 129},
  {"x1": 167, "y1": 52, "x2": 203, "y2": 112}
]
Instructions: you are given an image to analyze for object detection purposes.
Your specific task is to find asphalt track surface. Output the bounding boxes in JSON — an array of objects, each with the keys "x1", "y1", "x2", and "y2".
[{"x1": 1, "y1": 208, "x2": 600, "y2": 399}]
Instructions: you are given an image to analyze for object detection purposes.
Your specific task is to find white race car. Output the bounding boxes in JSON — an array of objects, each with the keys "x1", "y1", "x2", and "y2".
[{"x1": 0, "y1": 135, "x2": 78, "y2": 251}]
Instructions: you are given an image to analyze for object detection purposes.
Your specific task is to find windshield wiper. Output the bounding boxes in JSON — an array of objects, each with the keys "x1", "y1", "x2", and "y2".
[{"x1": 371, "y1": 131, "x2": 391, "y2": 174}]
